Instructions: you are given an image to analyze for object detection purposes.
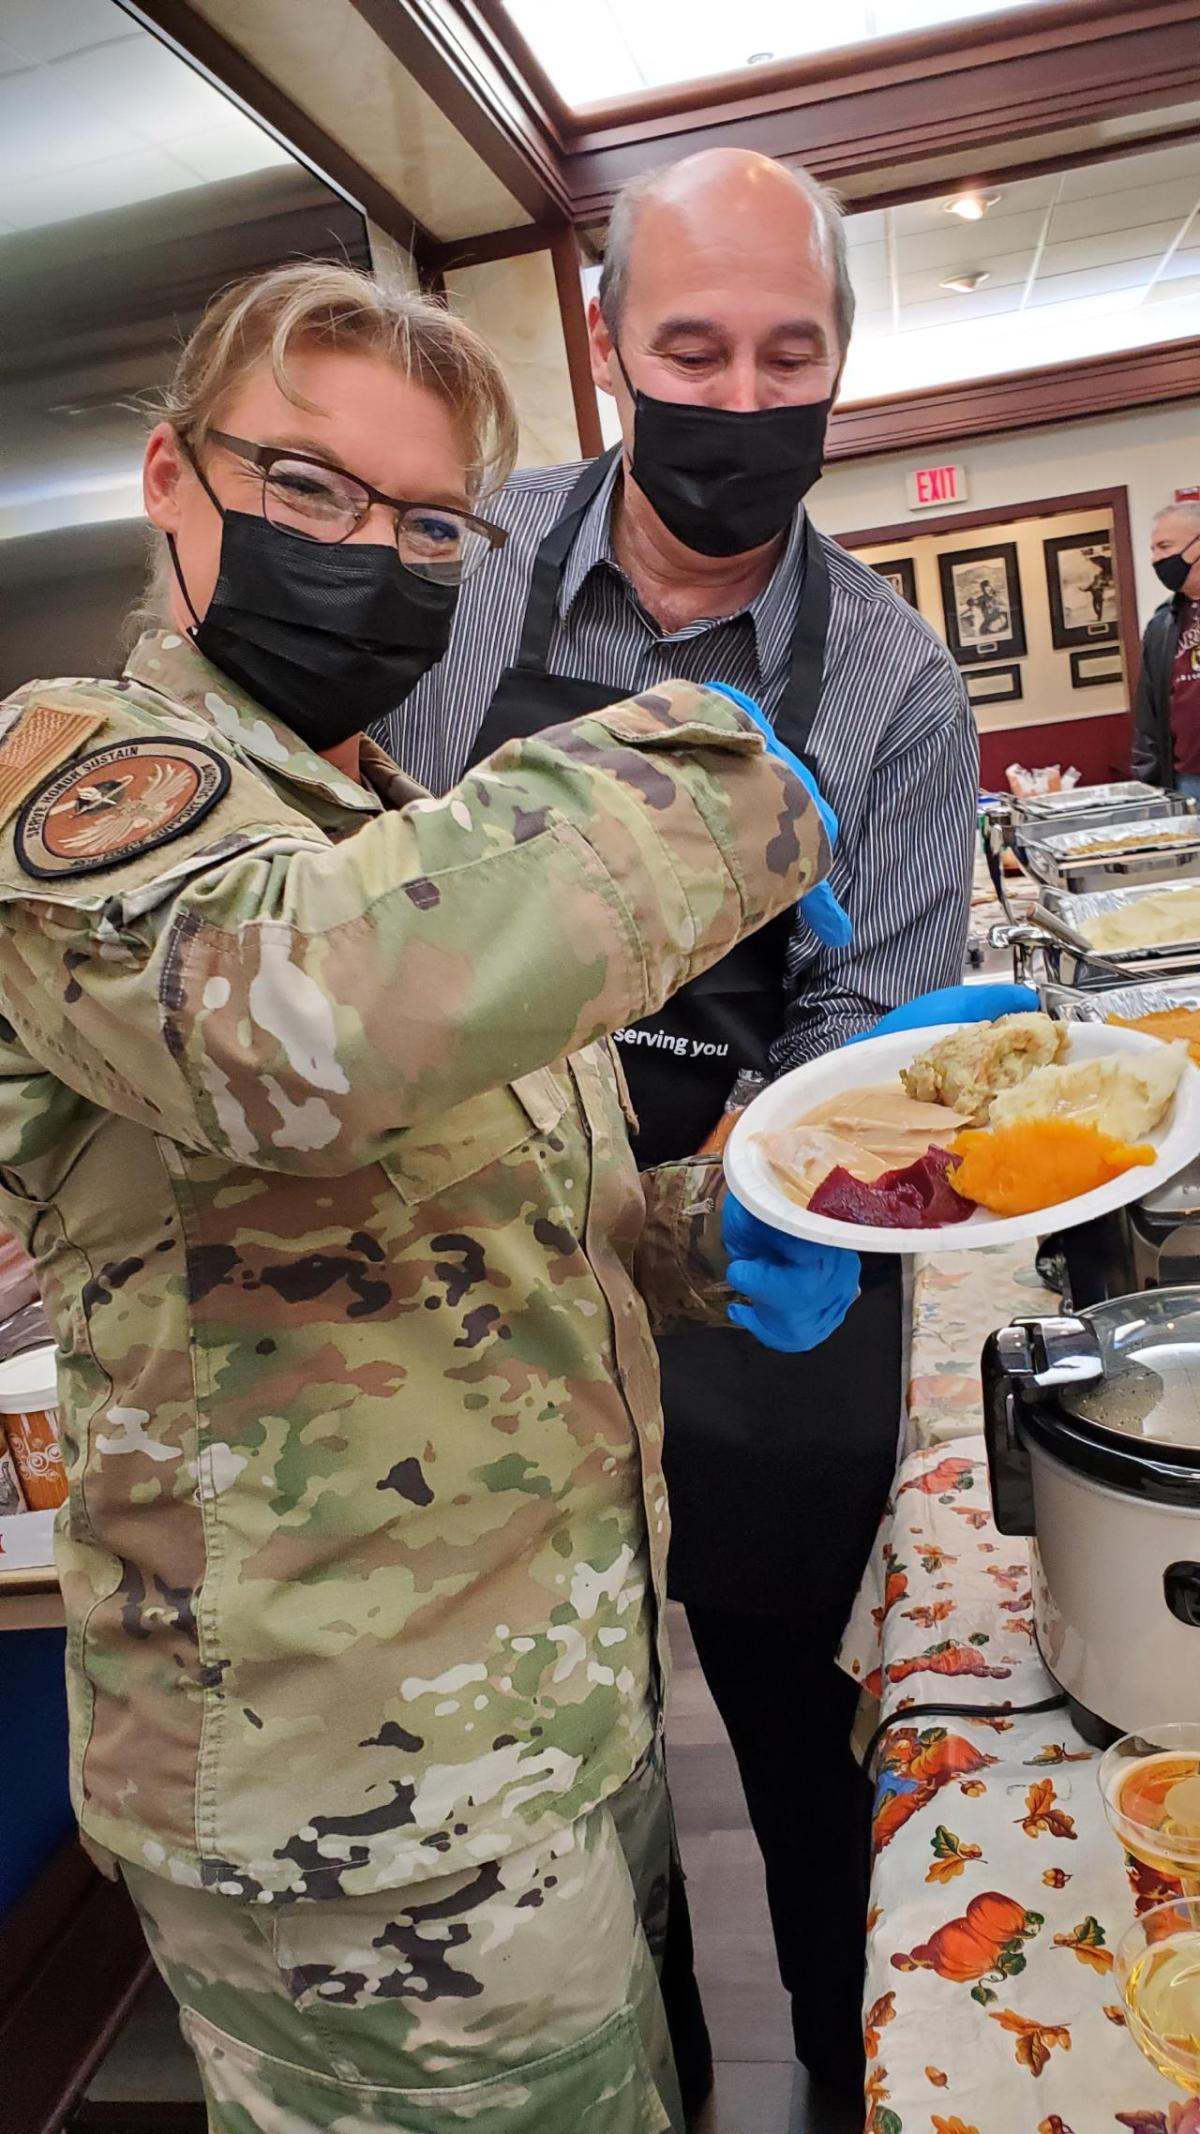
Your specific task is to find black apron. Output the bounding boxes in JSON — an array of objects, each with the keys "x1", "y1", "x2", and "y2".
[
  {"x1": 469, "y1": 451, "x2": 900, "y2": 1616},
  {"x1": 466, "y1": 446, "x2": 831, "y2": 1166}
]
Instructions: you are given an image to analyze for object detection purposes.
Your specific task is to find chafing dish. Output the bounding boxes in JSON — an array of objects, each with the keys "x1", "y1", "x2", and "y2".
[
  {"x1": 982, "y1": 792, "x2": 1198, "y2": 916},
  {"x1": 1011, "y1": 779, "x2": 1165, "y2": 821},
  {"x1": 993, "y1": 881, "x2": 1200, "y2": 988}
]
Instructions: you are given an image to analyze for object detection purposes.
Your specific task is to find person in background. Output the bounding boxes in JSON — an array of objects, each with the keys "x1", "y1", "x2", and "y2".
[
  {"x1": 377, "y1": 148, "x2": 979, "y2": 2112},
  {"x1": 1135, "y1": 500, "x2": 1200, "y2": 796},
  {"x1": 0, "y1": 261, "x2": 858, "y2": 2134}
]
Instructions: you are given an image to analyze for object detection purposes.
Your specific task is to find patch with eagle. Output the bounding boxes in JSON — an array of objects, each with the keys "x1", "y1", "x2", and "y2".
[{"x1": 16, "y1": 739, "x2": 231, "y2": 879}]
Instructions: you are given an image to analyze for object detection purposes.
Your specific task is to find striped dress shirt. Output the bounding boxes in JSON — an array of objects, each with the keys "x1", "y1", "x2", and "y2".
[{"x1": 378, "y1": 454, "x2": 979, "y2": 1072}]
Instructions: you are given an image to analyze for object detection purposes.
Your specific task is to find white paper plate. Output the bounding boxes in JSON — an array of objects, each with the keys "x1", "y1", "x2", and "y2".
[{"x1": 724, "y1": 1021, "x2": 1200, "y2": 1253}]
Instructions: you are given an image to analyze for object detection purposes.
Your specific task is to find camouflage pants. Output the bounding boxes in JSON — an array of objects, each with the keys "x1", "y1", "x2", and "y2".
[{"x1": 122, "y1": 1748, "x2": 683, "y2": 2134}]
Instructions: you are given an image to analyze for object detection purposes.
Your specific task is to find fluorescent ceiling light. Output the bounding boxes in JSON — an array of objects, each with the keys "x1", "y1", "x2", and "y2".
[
  {"x1": 945, "y1": 189, "x2": 1002, "y2": 221},
  {"x1": 940, "y1": 269, "x2": 991, "y2": 291}
]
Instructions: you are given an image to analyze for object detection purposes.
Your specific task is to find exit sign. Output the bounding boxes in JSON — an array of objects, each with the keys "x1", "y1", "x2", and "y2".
[
  {"x1": 907, "y1": 463, "x2": 969, "y2": 509},
  {"x1": 1177, "y1": 486, "x2": 1200, "y2": 503}
]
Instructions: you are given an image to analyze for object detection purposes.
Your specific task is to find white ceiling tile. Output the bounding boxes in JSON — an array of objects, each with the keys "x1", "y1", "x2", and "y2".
[
  {"x1": 887, "y1": 176, "x2": 1058, "y2": 237},
  {"x1": 169, "y1": 121, "x2": 294, "y2": 183},
  {"x1": 892, "y1": 210, "x2": 1047, "y2": 276},
  {"x1": 0, "y1": 0, "x2": 134, "y2": 64},
  {"x1": 896, "y1": 246, "x2": 1033, "y2": 297},
  {"x1": 0, "y1": 144, "x2": 206, "y2": 231},
  {"x1": 1145, "y1": 271, "x2": 1200, "y2": 307},
  {"x1": 1050, "y1": 179, "x2": 1200, "y2": 246},
  {"x1": 1039, "y1": 226, "x2": 1182, "y2": 276},
  {"x1": 1158, "y1": 243, "x2": 1200, "y2": 284},
  {"x1": 1025, "y1": 258, "x2": 1160, "y2": 307},
  {"x1": 51, "y1": 35, "x2": 239, "y2": 143},
  {"x1": 897, "y1": 282, "x2": 1025, "y2": 333},
  {"x1": 843, "y1": 208, "x2": 886, "y2": 247},
  {"x1": 0, "y1": 66, "x2": 131, "y2": 182},
  {"x1": 1058, "y1": 141, "x2": 1200, "y2": 202}
]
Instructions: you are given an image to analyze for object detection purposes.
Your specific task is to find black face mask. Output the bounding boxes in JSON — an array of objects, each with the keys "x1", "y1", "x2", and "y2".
[
  {"x1": 616, "y1": 347, "x2": 831, "y2": 558},
  {"x1": 169, "y1": 480, "x2": 458, "y2": 752},
  {"x1": 1154, "y1": 544, "x2": 1200, "y2": 597}
]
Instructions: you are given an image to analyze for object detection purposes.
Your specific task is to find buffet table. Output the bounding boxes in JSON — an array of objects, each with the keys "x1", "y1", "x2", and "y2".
[{"x1": 841, "y1": 1433, "x2": 1186, "y2": 2128}]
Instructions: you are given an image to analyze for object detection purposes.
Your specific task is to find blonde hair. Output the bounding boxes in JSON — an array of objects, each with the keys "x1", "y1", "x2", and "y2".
[
  {"x1": 134, "y1": 259, "x2": 518, "y2": 634},
  {"x1": 160, "y1": 259, "x2": 518, "y2": 493}
]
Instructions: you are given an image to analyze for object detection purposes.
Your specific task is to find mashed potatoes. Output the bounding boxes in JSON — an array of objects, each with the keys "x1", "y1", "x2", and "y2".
[
  {"x1": 989, "y1": 1042, "x2": 1188, "y2": 1142},
  {"x1": 1087, "y1": 888, "x2": 1200, "y2": 952},
  {"x1": 900, "y1": 1013, "x2": 1067, "y2": 1125}
]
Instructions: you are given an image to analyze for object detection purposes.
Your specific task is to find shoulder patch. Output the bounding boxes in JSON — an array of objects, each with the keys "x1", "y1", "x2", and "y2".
[
  {"x1": 16, "y1": 739, "x2": 230, "y2": 881},
  {"x1": 0, "y1": 702, "x2": 107, "y2": 825}
]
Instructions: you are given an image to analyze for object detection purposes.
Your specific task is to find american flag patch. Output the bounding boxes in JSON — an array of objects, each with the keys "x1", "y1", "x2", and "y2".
[{"x1": 0, "y1": 701, "x2": 106, "y2": 824}]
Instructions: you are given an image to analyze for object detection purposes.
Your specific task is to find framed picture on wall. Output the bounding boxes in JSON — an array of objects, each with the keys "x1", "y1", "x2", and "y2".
[
  {"x1": 1044, "y1": 529, "x2": 1119, "y2": 648},
  {"x1": 869, "y1": 556, "x2": 918, "y2": 608},
  {"x1": 965, "y1": 663, "x2": 1024, "y2": 706},
  {"x1": 1070, "y1": 646, "x2": 1125, "y2": 688},
  {"x1": 938, "y1": 542, "x2": 1027, "y2": 666}
]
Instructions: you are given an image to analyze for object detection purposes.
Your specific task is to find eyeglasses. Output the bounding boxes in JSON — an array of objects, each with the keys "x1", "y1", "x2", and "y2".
[{"x1": 203, "y1": 430, "x2": 508, "y2": 584}]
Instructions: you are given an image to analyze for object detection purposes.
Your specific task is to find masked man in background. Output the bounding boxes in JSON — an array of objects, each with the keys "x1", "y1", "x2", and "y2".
[{"x1": 380, "y1": 148, "x2": 980, "y2": 2113}]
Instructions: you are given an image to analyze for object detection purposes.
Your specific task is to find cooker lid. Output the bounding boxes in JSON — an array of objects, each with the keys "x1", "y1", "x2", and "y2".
[{"x1": 1061, "y1": 1288, "x2": 1200, "y2": 1453}]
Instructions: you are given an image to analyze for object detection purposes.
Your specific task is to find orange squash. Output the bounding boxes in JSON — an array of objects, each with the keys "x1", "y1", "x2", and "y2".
[{"x1": 949, "y1": 1117, "x2": 1154, "y2": 1217}]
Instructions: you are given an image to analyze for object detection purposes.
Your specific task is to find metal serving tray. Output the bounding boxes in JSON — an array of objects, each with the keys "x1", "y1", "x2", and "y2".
[
  {"x1": 1011, "y1": 780, "x2": 1165, "y2": 821},
  {"x1": 1039, "y1": 976, "x2": 1200, "y2": 1024},
  {"x1": 1012, "y1": 880, "x2": 1200, "y2": 989},
  {"x1": 1016, "y1": 812, "x2": 1200, "y2": 895},
  {"x1": 980, "y1": 792, "x2": 1196, "y2": 917}
]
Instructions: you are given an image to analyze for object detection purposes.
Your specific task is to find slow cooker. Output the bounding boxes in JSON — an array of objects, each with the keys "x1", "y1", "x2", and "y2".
[{"x1": 983, "y1": 1287, "x2": 1200, "y2": 1745}]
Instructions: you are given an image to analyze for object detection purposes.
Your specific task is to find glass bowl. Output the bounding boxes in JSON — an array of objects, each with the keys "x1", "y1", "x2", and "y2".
[
  {"x1": 1117, "y1": 1896, "x2": 1200, "y2": 2095},
  {"x1": 1100, "y1": 1725, "x2": 1200, "y2": 1889}
]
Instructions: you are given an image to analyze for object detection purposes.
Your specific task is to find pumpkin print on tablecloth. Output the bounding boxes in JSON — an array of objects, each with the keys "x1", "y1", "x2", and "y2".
[
  {"x1": 892, "y1": 1888, "x2": 1043, "y2": 2004},
  {"x1": 872, "y1": 1727, "x2": 998, "y2": 1853}
]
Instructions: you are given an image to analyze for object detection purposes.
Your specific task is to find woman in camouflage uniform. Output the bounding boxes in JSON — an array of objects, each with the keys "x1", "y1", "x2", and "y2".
[{"x1": 0, "y1": 264, "x2": 851, "y2": 2132}]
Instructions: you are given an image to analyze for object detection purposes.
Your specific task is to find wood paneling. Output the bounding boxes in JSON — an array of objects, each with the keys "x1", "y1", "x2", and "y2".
[
  {"x1": 345, "y1": 0, "x2": 570, "y2": 225},
  {"x1": 550, "y1": 228, "x2": 604, "y2": 458},
  {"x1": 826, "y1": 341, "x2": 1200, "y2": 466},
  {"x1": 559, "y1": 0, "x2": 1200, "y2": 218}
]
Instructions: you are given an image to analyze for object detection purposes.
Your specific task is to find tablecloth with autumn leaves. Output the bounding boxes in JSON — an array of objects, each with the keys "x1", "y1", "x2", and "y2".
[{"x1": 839, "y1": 1433, "x2": 1189, "y2": 2134}]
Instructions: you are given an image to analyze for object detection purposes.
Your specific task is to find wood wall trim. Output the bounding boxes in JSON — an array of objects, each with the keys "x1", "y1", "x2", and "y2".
[
  {"x1": 125, "y1": 0, "x2": 437, "y2": 266},
  {"x1": 549, "y1": 228, "x2": 603, "y2": 458},
  {"x1": 837, "y1": 483, "x2": 1143, "y2": 700},
  {"x1": 561, "y1": 1, "x2": 1200, "y2": 218},
  {"x1": 826, "y1": 339, "x2": 1200, "y2": 464},
  {"x1": 429, "y1": 221, "x2": 556, "y2": 273},
  {"x1": 346, "y1": 0, "x2": 570, "y2": 225}
]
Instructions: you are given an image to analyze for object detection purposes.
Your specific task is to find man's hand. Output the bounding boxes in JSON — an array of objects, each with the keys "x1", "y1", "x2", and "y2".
[
  {"x1": 723, "y1": 1192, "x2": 860, "y2": 1353},
  {"x1": 705, "y1": 683, "x2": 853, "y2": 950},
  {"x1": 852, "y1": 982, "x2": 1038, "y2": 1042}
]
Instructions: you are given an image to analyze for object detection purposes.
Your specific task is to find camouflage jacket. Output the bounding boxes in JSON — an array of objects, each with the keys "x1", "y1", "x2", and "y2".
[{"x1": 0, "y1": 632, "x2": 827, "y2": 1900}]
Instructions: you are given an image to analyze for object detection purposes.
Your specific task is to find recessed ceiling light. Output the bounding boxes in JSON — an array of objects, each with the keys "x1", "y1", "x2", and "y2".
[
  {"x1": 940, "y1": 269, "x2": 991, "y2": 292},
  {"x1": 746, "y1": 49, "x2": 775, "y2": 62},
  {"x1": 944, "y1": 190, "x2": 1002, "y2": 221}
]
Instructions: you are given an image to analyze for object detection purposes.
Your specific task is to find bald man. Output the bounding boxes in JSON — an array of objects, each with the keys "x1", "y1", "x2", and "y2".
[
  {"x1": 378, "y1": 149, "x2": 977, "y2": 2118},
  {"x1": 1136, "y1": 501, "x2": 1200, "y2": 794}
]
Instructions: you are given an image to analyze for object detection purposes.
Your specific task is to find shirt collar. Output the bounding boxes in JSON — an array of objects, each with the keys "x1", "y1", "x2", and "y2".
[
  {"x1": 124, "y1": 630, "x2": 382, "y2": 815},
  {"x1": 558, "y1": 456, "x2": 808, "y2": 686}
]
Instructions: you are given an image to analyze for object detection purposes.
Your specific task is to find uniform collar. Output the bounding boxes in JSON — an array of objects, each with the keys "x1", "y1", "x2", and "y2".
[
  {"x1": 124, "y1": 629, "x2": 383, "y2": 815},
  {"x1": 558, "y1": 453, "x2": 808, "y2": 685}
]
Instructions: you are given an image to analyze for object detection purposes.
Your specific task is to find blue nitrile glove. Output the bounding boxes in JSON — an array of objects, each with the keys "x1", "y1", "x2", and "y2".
[
  {"x1": 851, "y1": 982, "x2": 1039, "y2": 1043},
  {"x1": 705, "y1": 682, "x2": 853, "y2": 951},
  {"x1": 722, "y1": 1190, "x2": 861, "y2": 1354}
]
